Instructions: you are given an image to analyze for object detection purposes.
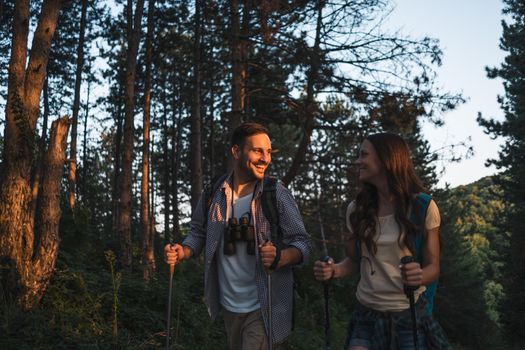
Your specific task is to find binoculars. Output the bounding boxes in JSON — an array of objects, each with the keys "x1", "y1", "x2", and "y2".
[{"x1": 223, "y1": 216, "x2": 256, "y2": 255}]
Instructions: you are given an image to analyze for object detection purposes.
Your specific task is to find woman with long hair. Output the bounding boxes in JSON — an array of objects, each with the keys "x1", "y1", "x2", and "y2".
[{"x1": 314, "y1": 133, "x2": 451, "y2": 349}]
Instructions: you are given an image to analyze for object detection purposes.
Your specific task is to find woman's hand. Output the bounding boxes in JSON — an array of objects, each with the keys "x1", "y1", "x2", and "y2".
[
  {"x1": 400, "y1": 261, "x2": 423, "y2": 287},
  {"x1": 314, "y1": 258, "x2": 335, "y2": 282}
]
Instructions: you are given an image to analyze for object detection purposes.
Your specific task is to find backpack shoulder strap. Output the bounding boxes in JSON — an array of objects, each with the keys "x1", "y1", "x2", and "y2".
[
  {"x1": 410, "y1": 192, "x2": 433, "y2": 263},
  {"x1": 410, "y1": 192, "x2": 437, "y2": 315},
  {"x1": 261, "y1": 176, "x2": 281, "y2": 243},
  {"x1": 202, "y1": 173, "x2": 229, "y2": 228}
]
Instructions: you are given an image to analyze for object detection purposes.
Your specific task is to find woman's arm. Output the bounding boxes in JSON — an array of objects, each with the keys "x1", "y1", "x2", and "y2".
[
  {"x1": 401, "y1": 199, "x2": 441, "y2": 287},
  {"x1": 314, "y1": 238, "x2": 359, "y2": 281},
  {"x1": 421, "y1": 226, "x2": 440, "y2": 284}
]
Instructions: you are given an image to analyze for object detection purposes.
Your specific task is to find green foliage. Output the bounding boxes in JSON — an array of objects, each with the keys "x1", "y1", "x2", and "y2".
[
  {"x1": 435, "y1": 177, "x2": 509, "y2": 348},
  {"x1": 0, "y1": 243, "x2": 226, "y2": 349},
  {"x1": 1, "y1": 176, "x2": 515, "y2": 349},
  {"x1": 105, "y1": 250, "x2": 122, "y2": 339},
  {"x1": 477, "y1": 0, "x2": 525, "y2": 344}
]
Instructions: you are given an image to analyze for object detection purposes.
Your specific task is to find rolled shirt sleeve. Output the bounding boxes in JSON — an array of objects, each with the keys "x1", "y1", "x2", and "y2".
[
  {"x1": 182, "y1": 193, "x2": 207, "y2": 257},
  {"x1": 276, "y1": 183, "x2": 312, "y2": 267}
]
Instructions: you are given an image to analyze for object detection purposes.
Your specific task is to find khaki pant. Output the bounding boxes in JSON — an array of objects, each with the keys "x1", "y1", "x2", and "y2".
[{"x1": 223, "y1": 308, "x2": 280, "y2": 350}]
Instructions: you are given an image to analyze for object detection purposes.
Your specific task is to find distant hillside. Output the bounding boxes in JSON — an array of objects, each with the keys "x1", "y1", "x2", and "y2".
[{"x1": 434, "y1": 174, "x2": 508, "y2": 348}]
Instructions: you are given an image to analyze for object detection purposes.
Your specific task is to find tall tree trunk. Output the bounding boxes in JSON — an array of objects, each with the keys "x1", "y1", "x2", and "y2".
[
  {"x1": 0, "y1": 0, "x2": 64, "y2": 309},
  {"x1": 141, "y1": 0, "x2": 155, "y2": 281},
  {"x1": 190, "y1": 0, "x2": 203, "y2": 210},
  {"x1": 82, "y1": 60, "x2": 92, "y2": 193},
  {"x1": 209, "y1": 79, "x2": 216, "y2": 180},
  {"x1": 202, "y1": 0, "x2": 216, "y2": 180},
  {"x1": 170, "y1": 77, "x2": 183, "y2": 242},
  {"x1": 159, "y1": 79, "x2": 170, "y2": 243},
  {"x1": 162, "y1": 88, "x2": 170, "y2": 241},
  {"x1": 68, "y1": 0, "x2": 88, "y2": 212},
  {"x1": 21, "y1": 116, "x2": 70, "y2": 308},
  {"x1": 149, "y1": 135, "x2": 156, "y2": 255},
  {"x1": 241, "y1": 0, "x2": 251, "y2": 120},
  {"x1": 30, "y1": 76, "x2": 50, "y2": 226},
  {"x1": 118, "y1": 0, "x2": 146, "y2": 269},
  {"x1": 282, "y1": 0, "x2": 323, "y2": 186},
  {"x1": 112, "y1": 84, "x2": 123, "y2": 236},
  {"x1": 230, "y1": 0, "x2": 242, "y2": 130}
]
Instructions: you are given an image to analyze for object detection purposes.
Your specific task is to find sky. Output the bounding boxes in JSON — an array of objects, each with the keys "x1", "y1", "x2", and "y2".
[
  {"x1": 386, "y1": 0, "x2": 507, "y2": 188},
  {"x1": 0, "y1": 1, "x2": 506, "y2": 190}
]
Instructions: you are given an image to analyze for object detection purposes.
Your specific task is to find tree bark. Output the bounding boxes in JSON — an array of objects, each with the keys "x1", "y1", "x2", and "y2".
[
  {"x1": 162, "y1": 87, "x2": 170, "y2": 241},
  {"x1": 118, "y1": 0, "x2": 146, "y2": 269},
  {"x1": 0, "y1": 0, "x2": 64, "y2": 310},
  {"x1": 68, "y1": 0, "x2": 88, "y2": 212},
  {"x1": 241, "y1": 0, "x2": 251, "y2": 120},
  {"x1": 230, "y1": 0, "x2": 243, "y2": 130},
  {"x1": 30, "y1": 76, "x2": 50, "y2": 227},
  {"x1": 112, "y1": 84, "x2": 123, "y2": 237},
  {"x1": 190, "y1": 0, "x2": 203, "y2": 210},
  {"x1": 149, "y1": 135, "x2": 156, "y2": 259},
  {"x1": 21, "y1": 116, "x2": 70, "y2": 309},
  {"x1": 141, "y1": 0, "x2": 156, "y2": 281},
  {"x1": 82, "y1": 60, "x2": 92, "y2": 193},
  {"x1": 170, "y1": 77, "x2": 183, "y2": 242}
]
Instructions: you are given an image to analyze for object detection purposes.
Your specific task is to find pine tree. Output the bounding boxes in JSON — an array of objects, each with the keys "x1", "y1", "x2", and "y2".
[{"x1": 477, "y1": 0, "x2": 525, "y2": 344}]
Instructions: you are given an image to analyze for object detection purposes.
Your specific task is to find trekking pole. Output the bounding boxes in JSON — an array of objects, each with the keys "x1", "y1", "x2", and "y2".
[
  {"x1": 267, "y1": 267, "x2": 273, "y2": 350},
  {"x1": 401, "y1": 256, "x2": 419, "y2": 350},
  {"x1": 262, "y1": 239, "x2": 275, "y2": 350},
  {"x1": 316, "y1": 174, "x2": 331, "y2": 350},
  {"x1": 166, "y1": 251, "x2": 175, "y2": 350},
  {"x1": 320, "y1": 255, "x2": 331, "y2": 350}
]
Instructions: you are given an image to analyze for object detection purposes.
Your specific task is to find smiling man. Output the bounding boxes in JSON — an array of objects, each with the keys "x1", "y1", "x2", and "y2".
[{"x1": 165, "y1": 122, "x2": 311, "y2": 349}]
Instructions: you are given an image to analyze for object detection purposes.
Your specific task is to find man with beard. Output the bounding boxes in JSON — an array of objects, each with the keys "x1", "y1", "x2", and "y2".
[{"x1": 165, "y1": 122, "x2": 311, "y2": 349}]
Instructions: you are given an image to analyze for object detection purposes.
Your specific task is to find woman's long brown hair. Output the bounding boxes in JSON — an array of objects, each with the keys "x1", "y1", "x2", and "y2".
[{"x1": 349, "y1": 132, "x2": 427, "y2": 256}]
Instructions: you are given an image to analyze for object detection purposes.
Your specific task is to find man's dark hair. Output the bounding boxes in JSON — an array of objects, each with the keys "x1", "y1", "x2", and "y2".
[{"x1": 230, "y1": 122, "x2": 269, "y2": 147}]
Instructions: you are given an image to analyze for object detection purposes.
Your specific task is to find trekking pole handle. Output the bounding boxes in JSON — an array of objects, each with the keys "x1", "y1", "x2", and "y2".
[
  {"x1": 167, "y1": 243, "x2": 177, "y2": 273},
  {"x1": 400, "y1": 255, "x2": 418, "y2": 294},
  {"x1": 320, "y1": 256, "x2": 335, "y2": 281}
]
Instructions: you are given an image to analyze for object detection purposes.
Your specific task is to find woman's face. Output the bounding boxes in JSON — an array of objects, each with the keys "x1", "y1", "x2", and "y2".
[{"x1": 356, "y1": 139, "x2": 384, "y2": 184}]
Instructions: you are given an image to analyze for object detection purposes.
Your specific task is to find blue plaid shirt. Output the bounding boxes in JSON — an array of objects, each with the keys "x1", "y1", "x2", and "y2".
[{"x1": 183, "y1": 173, "x2": 311, "y2": 343}]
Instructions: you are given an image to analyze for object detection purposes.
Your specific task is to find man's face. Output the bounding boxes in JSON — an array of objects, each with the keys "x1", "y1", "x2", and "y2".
[{"x1": 232, "y1": 133, "x2": 272, "y2": 181}]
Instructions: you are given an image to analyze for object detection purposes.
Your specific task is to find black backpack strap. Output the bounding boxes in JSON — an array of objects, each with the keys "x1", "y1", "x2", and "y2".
[
  {"x1": 202, "y1": 173, "x2": 229, "y2": 229},
  {"x1": 261, "y1": 176, "x2": 281, "y2": 244}
]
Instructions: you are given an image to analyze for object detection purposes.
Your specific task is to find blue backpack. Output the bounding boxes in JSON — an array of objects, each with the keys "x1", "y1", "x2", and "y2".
[{"x1": 355, "y1": 193, "x2": 437, "y2": 315}]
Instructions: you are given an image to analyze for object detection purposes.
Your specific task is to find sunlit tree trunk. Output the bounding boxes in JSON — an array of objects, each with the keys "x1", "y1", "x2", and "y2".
[
  {"x1": 190, "y1": 0, "x2": 203, "y2": 210},
  {"x1": 0, "y1": 0, "x2": 65, "y2": 309},
  {"x1": 22, "y1": 116, "x2": 70, "y2": 308},
  {"x1": 162, "y1": 87, "x2": 170, "y2": 241},
  {"x1": 141, "y1": 0, "x2": 156, "y2": 281},
  {"x1": 230, "y1": 0, "x2": 243, "y2": 130},
  {"x1": 170, "y1": 78, "x2": 183, "y2": 242},
  {"x1": 68, "y1": 0, "x2": 88, "y2": 212},
  {"x1": 149, "y1": 135, "x2": 156, "y2": 256},
  {"x1": 118, "y1": 0, "x2": 146, "y2": 269},
  {"x1": 82, "y1": 60, "x2": 92, "y2": 193},
  {"x1": 241, "y1": 0, "x2": 251, "y2": 120},
  {"x1": 30, "y1": 76, "x2": 50, "y2": 226}
]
